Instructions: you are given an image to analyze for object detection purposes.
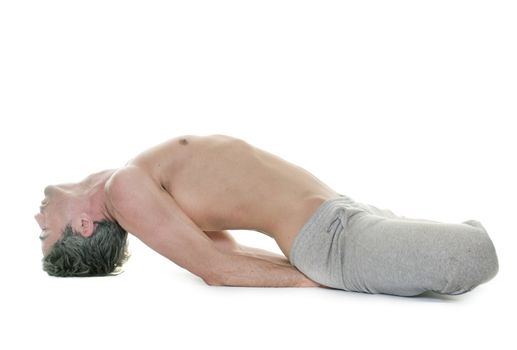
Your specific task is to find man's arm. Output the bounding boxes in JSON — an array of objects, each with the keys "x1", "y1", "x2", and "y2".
[
  {"x1": 106, "y1": 168, "x2": 320, "y2": 288},
  {"x1": 204, "y1": 230, "x2": 291, "y2": 266},
  {"x1": 204, "y1": 230, "x2": 319, "y2": 287},
  {"x1": 237, "y1": 245, "x2": 292, "y2": 266},
  {"x1": 210, "y1": 251, "x2": 319, "y2": 287}
]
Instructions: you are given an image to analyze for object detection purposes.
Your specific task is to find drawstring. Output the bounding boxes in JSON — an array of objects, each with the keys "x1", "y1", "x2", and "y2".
[{"x1": 327, "y1": 215, "x2": 344, "y2": 235}]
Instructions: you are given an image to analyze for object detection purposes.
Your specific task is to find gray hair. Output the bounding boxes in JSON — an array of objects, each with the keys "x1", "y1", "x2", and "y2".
[{"x1": 42, "y1": 220, "x2": 129, "y2": 277}]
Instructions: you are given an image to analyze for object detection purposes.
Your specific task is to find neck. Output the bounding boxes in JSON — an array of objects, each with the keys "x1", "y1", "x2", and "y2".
[{"x1": 82, "y1": 169, "x2": 118, "y2": 222}]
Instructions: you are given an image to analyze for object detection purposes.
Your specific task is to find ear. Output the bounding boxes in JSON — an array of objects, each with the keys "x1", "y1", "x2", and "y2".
[{"x1": 78, "y1": 213, "x2": 95, "y2": 237}]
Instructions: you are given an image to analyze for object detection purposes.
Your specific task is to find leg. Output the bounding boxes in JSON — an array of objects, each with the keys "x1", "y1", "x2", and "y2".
[{"x1": 340, "y1": 209, "x2": 499, "y2": 296}]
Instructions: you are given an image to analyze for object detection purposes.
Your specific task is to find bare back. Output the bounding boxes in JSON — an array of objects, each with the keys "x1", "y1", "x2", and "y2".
[{"x1": 126, "y1": 135, "x2": 339, "y2": 257}]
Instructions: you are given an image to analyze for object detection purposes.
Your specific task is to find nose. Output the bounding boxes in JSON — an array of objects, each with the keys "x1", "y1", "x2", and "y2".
[{"x1": 34, "y1": 213, "x2": 44, "y2": 228}]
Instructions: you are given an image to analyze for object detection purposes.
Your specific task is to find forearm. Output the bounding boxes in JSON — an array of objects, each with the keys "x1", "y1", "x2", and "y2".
[
  {"x1": 236, "y1": 245, "x2": 291, "y2": 266},
  {"x1": 212, "y1": 251, "x2": 319, "y2": 288}
]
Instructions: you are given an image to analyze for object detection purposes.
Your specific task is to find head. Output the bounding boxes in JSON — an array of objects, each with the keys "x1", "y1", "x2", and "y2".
[{"x1": 35, "y1": 172, "x2": 129, "y2": 277}]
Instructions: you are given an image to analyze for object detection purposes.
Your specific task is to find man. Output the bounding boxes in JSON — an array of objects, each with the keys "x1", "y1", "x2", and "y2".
[{"x1": 35, "y1": 134, "x2": 499, "y2": 296}]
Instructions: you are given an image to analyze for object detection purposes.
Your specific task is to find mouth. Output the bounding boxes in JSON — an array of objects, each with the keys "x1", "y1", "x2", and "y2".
[{"x1": 39, "y1": 199, "x2": 48, "y2": 213}]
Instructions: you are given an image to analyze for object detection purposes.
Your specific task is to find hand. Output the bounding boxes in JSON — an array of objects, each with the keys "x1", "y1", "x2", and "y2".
[{"x1": 297, "y1": 276, "x2": 323, "y2": 288}]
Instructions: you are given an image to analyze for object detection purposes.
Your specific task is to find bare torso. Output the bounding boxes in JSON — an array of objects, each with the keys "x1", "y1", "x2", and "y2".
[{"x1": 125, "y1": 134, "x2": 339, "y2": 258}]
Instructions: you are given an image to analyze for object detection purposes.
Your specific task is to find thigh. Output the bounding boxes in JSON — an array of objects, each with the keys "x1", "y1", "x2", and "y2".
[{"x1": 341, "y1": 212, "x2": 480, "y2": 295}]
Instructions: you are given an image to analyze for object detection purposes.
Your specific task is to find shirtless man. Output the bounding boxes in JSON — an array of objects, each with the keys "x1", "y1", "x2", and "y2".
[{"x1": 35, "y1": 135, "x2": 499, "y2": 296}]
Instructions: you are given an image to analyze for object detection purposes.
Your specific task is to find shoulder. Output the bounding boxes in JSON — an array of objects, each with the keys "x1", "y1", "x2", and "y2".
[
  {"x1": 104, "y1": 166, "x2": 150, "y2": 213},
  {"x1": 106, "y1": 166, "x2": 143, "y2": 194}
]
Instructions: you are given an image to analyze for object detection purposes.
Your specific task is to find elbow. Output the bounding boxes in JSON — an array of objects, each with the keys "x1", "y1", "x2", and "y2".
[
  {"x1": 201, "y1": 270, "x2": 226, "y2": 286},
  {"x1": 201, "y1": 250, "x2": 237, "y2": 286}
]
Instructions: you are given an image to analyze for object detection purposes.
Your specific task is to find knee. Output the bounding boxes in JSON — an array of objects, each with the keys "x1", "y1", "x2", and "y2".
[{"x1": 440, "y1": 224, "x2": 499, "y2": 295}]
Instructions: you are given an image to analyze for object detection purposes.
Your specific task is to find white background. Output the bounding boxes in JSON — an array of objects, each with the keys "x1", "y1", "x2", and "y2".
[{"x1": 0, "y1": 1, "x2": 515, "y2": 349}]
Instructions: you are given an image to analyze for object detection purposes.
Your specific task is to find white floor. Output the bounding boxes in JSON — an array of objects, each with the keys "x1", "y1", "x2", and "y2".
[{"x1": 2, "y1": 217, "x2": 515, "y2": 350}]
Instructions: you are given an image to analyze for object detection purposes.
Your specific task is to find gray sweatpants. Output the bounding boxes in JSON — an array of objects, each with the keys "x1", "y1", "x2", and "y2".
[{"x1": 289, "y1": 195, "x2": 499, "y2": 296}]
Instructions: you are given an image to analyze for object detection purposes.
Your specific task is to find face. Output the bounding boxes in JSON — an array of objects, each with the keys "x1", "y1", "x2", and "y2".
[{"x1": 34, "y1": 184, "x2": 84, "y2": 255}]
